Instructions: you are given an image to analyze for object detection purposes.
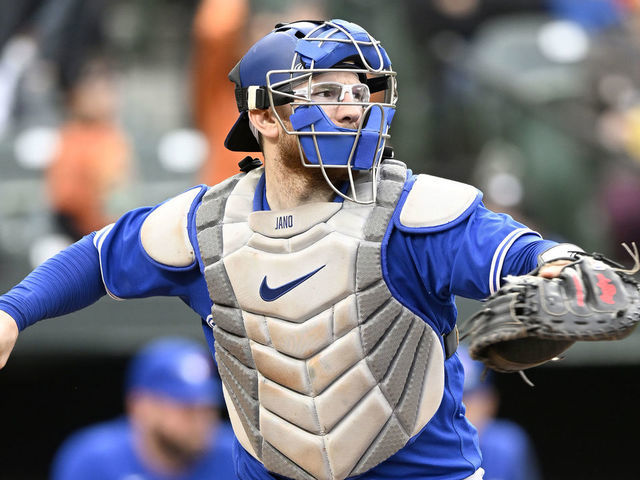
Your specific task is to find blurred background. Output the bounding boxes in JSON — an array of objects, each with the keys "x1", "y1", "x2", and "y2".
[{"x1": 0, "y1": 0, "x2": 639, "y2": 478}]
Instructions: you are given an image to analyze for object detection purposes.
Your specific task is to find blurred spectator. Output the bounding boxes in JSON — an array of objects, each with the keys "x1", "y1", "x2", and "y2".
[
  {"x1": 46, "y1": 60, "x2": 132, "y2": 240},
  {"x1": 0, "y1": 34, "x2": 38, "y2": 139},
  {"x1": 400, "y1": 0, "x2": 547, "y2": 180},
  {"x1": 399, "y1": 0, "x2": 640, "y2": 250},
  {"x1": 51, "y1": 337, "x2": 236, "y2": 480},
  {"x1": 0, "y1": 0, "x2": 109, "y2": 136},
  {"x1": 35, "y1": 0, "x2": 109, "y2": 94},
  {"x1": 191, "y1": 0, "x2": 250, "y2": 185},
  {"x1": 547, "y1": 0, "x2": 623, "y2": 31},
  {"x1": 459, "y1": 345, "x2": 543, "y2": 480},
  {"x1": 0, "y1": 0, "x2": 108, "y2": 91}
]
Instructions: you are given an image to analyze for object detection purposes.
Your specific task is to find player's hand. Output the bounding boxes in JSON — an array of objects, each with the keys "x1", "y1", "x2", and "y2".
[
  {"x1": 537, "y1": 259, "x2": 572, "y2": 279},
  {"x1": 0, "y1": 311, "x2": 19, "y2": 369}
]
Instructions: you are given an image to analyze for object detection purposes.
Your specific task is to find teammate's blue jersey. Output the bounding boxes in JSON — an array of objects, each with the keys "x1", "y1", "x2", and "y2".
[
  {"x1": 479, "y1": 419, "x2": 542, "y2": 480},
  {"x1": 51, "y1": 417, "x2": 237, "y2": 480},
  {"x1": 92, "y1": 173, "x2": 555, "y2": 480}
]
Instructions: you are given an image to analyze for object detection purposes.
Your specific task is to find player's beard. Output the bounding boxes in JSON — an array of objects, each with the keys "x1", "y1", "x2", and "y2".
[
  {"x1": 276, "y1": 120, "x2": 350, "y2": 201},
  {"x1": 150, "y1": 424, "x2": 209, "y2": 468}
]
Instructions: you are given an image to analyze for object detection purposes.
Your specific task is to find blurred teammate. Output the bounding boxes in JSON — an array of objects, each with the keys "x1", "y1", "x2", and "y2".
[
  {"x1": 51, "y1": 338, "x2": 236, "y2": 480},
  {"x1": 459, "y1": 346, "x2": 542, "y2": 480},
  {"x1": 1, "y1": 19, "x2": 584, "y2": 479}
]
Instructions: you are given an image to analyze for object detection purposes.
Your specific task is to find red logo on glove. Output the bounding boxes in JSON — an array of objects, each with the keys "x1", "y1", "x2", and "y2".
[
  {"x1": 596, "y1": 274, "x2": 616, "y2": 304},
  {"x1": 572, "y1": 275, "x2": 585, "y2": 307}
]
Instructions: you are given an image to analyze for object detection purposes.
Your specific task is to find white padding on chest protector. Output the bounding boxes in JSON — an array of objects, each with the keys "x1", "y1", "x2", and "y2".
[
  {"x1": 140, "y1": 187, "x2": 200, "y2": 267},
  {"x1": 399, "y1": 174, "x2": 478, "y2": 228}
]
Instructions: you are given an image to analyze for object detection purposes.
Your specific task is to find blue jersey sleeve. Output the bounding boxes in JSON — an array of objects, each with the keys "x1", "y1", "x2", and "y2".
[
  {"x1": 448, "y1": 203, "x2": 556, "y2": 298},
  {"x1": 386, "y1": 202, "x2": 555, "y2": 302},
  {"x1": 0, "y1": 187, "x2": 215, "y2": 331},
  {"x1": 384, "y1": 202, "x2": 555, "y2": 333},
  {"x1": 93, "y1": 186, "x2": 212, "y2": 319}
]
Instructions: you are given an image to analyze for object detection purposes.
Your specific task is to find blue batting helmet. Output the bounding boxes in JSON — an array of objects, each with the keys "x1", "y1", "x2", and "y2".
[{"x1": 126, "y1": 337, "x2": 223, "y2": 406}]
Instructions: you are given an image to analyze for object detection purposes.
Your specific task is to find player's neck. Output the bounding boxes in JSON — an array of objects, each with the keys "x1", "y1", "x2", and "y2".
[{"x1": 264, "y1": 155, "x2": 335, "y2": 210}]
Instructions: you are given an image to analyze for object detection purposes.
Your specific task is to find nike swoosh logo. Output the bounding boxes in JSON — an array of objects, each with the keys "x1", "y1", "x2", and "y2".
[{"x1": 259, "y1": 265, "x2": 325, "y2": 302}]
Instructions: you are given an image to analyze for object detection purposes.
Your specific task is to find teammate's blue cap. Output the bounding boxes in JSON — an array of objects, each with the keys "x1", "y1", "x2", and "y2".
[
  {"x1": 458, "y1": 344, "x2": 493, "y2": 394},
  {"x1": 126, "y1": 337, "x2": 223, "y2": 406}
]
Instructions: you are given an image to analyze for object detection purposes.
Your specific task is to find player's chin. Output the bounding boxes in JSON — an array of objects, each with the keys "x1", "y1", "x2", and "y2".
[{"x1": 156, "y1": 430, "x2": 210, "y2": 463}]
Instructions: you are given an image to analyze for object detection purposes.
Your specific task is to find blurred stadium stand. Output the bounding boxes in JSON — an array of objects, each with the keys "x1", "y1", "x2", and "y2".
[{"x1": 0, "y1": 0, "x2": 637, "y2": 363}]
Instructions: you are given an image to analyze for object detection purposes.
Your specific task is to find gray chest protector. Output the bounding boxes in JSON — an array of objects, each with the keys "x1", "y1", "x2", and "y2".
[{"x1": 195, "y1": 161, "x2": 445, "y2": 480}]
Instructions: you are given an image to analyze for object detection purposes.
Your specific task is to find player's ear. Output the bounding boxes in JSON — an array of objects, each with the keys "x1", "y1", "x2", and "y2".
[{"x1": 248, "y1": 108, "x2": 279, "y2": 141}]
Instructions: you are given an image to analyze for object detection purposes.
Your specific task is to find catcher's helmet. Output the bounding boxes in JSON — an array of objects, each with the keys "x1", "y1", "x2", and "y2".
[{"x1": 225, "y1": 19, "x2": 397, "y2": 204}]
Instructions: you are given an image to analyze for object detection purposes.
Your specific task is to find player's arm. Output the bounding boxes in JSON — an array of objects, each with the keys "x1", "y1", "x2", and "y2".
[
  {"x1": 0, "y1": 185, "x2": 209, "y2": 369},
  {"x1": 388, "y1": 173, "x2": 579, "y2": 300},
  {"x1": 0, "y1": 233, "x2": 107, "y2": 368},
  {"x1": 0, "y1": 310, "x2": 18, "y2": 369},
  {"x1": 95, "y1": 186, "x2": 206, "y2": 300},
  {"x1": 447, "y1": 202, "x2": 590, "y2": 298}
]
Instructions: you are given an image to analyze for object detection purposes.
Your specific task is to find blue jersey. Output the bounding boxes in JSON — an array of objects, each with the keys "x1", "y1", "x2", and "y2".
[
  {"x1": 51, "y1": 418, "x2": 237, "y2": 480},
  {"x1": 92, "y1": 173, "x2": 555, "y2": 480},
  {"x1": 479, "y1": 419, "x2": 542, "y2": 480}
]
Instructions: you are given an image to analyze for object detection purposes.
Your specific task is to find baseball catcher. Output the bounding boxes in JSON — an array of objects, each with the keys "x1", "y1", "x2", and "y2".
[
  {"x1": 463, "y1": 243, "x2": 640, "y2": 374},
  {"x1": 1, "y1": 18, "x2": 637, "y2": 480}
]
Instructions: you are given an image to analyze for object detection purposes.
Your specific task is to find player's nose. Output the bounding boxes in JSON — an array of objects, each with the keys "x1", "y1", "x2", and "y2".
[{"x1": 334, "y1": 91, "x2": 362, "y2": 128}]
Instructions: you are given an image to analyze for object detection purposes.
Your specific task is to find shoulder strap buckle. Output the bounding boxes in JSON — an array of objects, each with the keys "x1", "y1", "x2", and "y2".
[{"x1": 443, "y1": 326, "x2": 459, "y2": 360}]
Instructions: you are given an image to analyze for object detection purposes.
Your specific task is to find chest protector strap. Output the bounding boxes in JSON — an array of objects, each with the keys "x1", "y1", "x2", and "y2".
[{"x1": 195, "y1": 161, "x2": 445, "y2": 480}]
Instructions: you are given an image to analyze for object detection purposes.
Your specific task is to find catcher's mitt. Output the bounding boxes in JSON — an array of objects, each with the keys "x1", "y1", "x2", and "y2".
[{"x1": 462, "y1": 244, "x2": 640, "y2": 373}]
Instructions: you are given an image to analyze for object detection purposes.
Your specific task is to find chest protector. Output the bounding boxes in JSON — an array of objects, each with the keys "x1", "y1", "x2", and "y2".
[{"x1": 195, "y1": 160, "x2": 445, "y2": 480}]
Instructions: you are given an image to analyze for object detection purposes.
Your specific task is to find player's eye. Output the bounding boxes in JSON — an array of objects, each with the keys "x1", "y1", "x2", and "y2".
[{"x1": 309, "y1": 83, "x2": 342, "y2": 101}]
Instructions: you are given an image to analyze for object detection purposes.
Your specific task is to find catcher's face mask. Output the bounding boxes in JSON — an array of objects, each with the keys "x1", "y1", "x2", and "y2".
[{"x1": 225, "y1": 19, "x2": 398, "y2": 204}]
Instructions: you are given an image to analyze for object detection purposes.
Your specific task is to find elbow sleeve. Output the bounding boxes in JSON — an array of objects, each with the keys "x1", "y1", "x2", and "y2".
[{"x1": 0, "y1": 233, "x2": 106, "y2": 331}]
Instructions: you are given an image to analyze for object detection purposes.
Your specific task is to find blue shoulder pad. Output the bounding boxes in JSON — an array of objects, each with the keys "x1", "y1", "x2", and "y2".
[{"x1": 393, "y1": 174, "x2": 482, "y2": 233}]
